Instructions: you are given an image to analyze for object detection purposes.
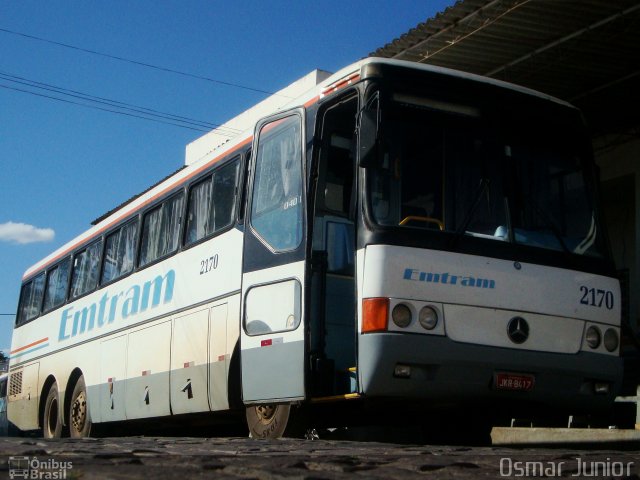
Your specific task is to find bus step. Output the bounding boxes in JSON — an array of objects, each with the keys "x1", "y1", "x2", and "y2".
[{"x1": 310, "y1": 393, "x2": 361, "y2": 404}]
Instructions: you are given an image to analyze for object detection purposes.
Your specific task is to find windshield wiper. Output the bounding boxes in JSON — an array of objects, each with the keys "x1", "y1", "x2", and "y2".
[
  {"x1": 520, "y1": 195, "x2": 571, "y2": 254},
  {"x1": 449, "y1": 178, "x2": 490, "y2": 247}
]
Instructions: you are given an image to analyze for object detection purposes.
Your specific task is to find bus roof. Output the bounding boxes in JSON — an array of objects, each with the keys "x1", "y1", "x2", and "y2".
[{"x1": 22, "y1": 57, "x2": 572, "y2": 280}]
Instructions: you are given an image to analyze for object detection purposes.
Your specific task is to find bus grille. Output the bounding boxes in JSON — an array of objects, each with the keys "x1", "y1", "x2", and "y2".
[{"x1": 9, "y1": 370, "x2": 22, "y2": 396}]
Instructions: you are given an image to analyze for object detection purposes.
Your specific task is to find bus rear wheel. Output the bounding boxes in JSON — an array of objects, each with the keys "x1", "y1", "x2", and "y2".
[
  {"x1": 69, "y1": 376, "x2": 92, "y2": 438},
  {"x1": 246, "y1": 404, "x2": 292, "y2": 439},
  {"x1": 43, "y1": 383, "x2": 62, "y2": 438}
]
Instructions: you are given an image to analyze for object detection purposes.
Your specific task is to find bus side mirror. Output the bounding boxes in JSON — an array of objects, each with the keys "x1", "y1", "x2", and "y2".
[{"x1": 358, "y1": 109, "x2": 379, "y2": 168}]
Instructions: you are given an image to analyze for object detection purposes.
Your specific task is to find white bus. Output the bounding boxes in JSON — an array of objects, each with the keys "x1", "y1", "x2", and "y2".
[{"x1": 8, "y1": 58, "x2": 622, "y2": 441}]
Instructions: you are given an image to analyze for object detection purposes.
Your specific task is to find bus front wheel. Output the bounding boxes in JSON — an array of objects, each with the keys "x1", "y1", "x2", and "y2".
[
  {"x1": 43, "y1": 383, "x2": 62, "y2": 438},
  {"x1": 69, "y1": 376, "x2": 91, "y2": 438},
  {"x1": 246, "y1": 404, "x2": 291, "y2": 439}
]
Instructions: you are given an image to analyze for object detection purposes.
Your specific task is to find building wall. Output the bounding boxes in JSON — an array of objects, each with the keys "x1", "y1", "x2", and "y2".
[{"x1": 596, "y1": 135, "x2": 640, "y2": 332}]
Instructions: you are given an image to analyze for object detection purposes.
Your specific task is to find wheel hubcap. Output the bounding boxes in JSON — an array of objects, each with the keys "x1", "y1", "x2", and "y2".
[
  {"x1": 71, "y1": 391, "x2": 86, "y2": 433},
  {"x1": 255, "y1": 405, "x2": 276, "y2": 424}
]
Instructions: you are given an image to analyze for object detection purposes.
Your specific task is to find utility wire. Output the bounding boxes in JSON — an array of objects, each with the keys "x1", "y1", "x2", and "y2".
[
  {"x1": 0, "y1": 83, "x2": 212, "y2": 133},
  {"x1": 0, "y1": 70, "x2": 243, "y2": 136},
  {"x1": 0, "y1": 72, "x2": 239, "y2": 132},
  {"x1": 0, "y1": 27, "x2": 290, "y2": 98},
  {"x1": 0, "y1": 74, "x2": 216, "y2": 132}
]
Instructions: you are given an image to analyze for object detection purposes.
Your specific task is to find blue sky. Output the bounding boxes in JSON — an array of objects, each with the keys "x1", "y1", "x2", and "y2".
[{"x1": 0, "y1": 0, "x2": 455, "y2": 353}]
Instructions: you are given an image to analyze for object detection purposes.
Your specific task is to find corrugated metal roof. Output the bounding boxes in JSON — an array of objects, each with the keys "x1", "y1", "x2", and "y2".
[{"x1": 372, "y1": 0, "x2": 640, "y2": 136}]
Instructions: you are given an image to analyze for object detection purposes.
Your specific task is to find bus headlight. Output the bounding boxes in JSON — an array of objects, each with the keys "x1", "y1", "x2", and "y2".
[
  {"x1": 418, "y1": 306, "x2": 438, "y2": 330},
  {"x1": 392, "y1": 303, "x2": 412, "y2": 328},
  {"x1": 585, "y1": 326, "x2": 601, "y2": 349},
  {"x1": 603, "y1": 328, "x2": 619, "y2": 352}
]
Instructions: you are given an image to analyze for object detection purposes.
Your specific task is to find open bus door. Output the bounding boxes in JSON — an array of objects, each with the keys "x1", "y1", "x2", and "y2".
[{"x1": 240, "y1": 111, "x2": 308, "y2": 437}]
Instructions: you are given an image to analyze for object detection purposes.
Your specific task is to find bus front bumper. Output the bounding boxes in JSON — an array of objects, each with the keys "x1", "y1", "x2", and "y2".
[{"x1": 358, "y1": 333, "x2": 623, "y2": 414}]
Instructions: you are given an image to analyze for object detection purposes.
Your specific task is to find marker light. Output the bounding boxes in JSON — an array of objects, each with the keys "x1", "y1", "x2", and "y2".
[
  {"x1": 362, "y1": 298, "x2": 389, "y2": 333},
  {"x1": 392, "y1": 303, "x2": 412, "y2": 328},
  {"x1": 419, "y1": 306, "x2": 439, "y2": 330},
  {"x1": 394, "y1": 364, "x2": 411, "y2": 378},
  {"x1": 585, "y1": 326, "x2": 601, "y2": 349},
  {"x1": 603, "y1": 328, "x2": 619, "y2": 352}
]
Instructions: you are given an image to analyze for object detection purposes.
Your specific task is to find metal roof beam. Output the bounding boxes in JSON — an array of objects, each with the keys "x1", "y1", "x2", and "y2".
[
  {"x1": 570, "y1": 70, "x2": 640, "y2": 102},
  {"x1": 394, "y1": 0, "x2": 529, "y2": 61},
  {"x1": 484, "y1": 3, "x2": 640, "y2": 77}
]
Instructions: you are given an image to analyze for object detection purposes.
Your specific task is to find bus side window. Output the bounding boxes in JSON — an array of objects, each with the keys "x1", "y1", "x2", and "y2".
[
  {"x1": 211, "y1": 159, "x2": 240, "y2": 233},
  {"x1": 70, "y1": 240, "x2": 103, "y2": 299},
  {"x1": 251, "y1": 115, "x2": 303, "y2": 252},
  {"x1": 17, "y1": 273, "x2": 45, "y2": 325},
  {"x1": 43, "y1": 257, "x2": 71, "y2": 312},
  {"x1": 185, "y1": 157, "x2": 240, "y2": 246},
  {"x1": 139, "y1": 192, "x2": 184, "y2": 266},
  {"x1": 101, "y1": 220, "x2": 138, "y2": 284},
  {"x1": 185, "y1": 175, "x2": 213, "y2": 245}
]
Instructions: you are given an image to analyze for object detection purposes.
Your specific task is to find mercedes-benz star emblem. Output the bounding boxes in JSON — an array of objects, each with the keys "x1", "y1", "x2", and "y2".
[{"x1": 507, "y1": 317, "x2": 529, "y2": 344}]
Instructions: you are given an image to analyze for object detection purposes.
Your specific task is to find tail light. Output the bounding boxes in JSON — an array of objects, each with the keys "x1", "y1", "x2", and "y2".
[{"x1": 362, "y1": 298, "x2": 389, "y2": 333}]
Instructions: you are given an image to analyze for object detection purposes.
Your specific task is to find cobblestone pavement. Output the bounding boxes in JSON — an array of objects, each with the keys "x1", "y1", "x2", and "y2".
[{"x1": 0, "y1": 436, "x2": 638, "y2": 479}]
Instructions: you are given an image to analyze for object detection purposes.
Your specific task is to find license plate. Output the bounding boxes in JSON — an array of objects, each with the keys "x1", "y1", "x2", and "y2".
[{"x1": 494, "y1": 372, "x2": 535, "y2": 391}]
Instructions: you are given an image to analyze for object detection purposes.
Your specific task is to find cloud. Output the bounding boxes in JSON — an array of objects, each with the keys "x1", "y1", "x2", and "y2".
[{"x1": 0, "y1": 221, "x2": 55, "y2": 244}]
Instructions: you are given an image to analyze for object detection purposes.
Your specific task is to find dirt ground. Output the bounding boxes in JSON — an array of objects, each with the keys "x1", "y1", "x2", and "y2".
[{"x1": 0, "y1": 435, "x2": 638, "y2": 479}]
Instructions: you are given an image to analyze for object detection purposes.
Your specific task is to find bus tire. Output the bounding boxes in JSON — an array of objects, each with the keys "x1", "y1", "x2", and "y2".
[
  {"x1": 69, "y1": 376, "x2": 91, "y2": 438},
  {"x1": 246, "y1": 404, "x2": 291, "y2": 439},
  {"x1": 43, "y1": 383, "x2": 62, "y2": 438}
]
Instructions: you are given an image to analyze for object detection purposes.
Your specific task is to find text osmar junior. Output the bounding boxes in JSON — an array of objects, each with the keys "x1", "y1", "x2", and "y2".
[{"x1": 500, "y1": 457, "x2": 634, "y2": 477}]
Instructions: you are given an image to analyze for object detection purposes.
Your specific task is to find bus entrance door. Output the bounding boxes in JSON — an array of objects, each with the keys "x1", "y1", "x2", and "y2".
[
  {"x1": 309, "y1": 94, "x2": 358, "y2": 398},
  {"x1": 240, "y1": 112, "x2": 307, "y2": 404}
]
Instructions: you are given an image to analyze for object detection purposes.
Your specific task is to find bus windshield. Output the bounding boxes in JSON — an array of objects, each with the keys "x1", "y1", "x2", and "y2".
[{"x1": 368, "y1": 93, "x2": 605, "y2": 258}]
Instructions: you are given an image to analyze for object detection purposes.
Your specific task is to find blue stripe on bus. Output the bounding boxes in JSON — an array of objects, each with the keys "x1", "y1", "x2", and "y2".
[{"x1": 9, "y1": 343, "x2": 50, "y2": 359}]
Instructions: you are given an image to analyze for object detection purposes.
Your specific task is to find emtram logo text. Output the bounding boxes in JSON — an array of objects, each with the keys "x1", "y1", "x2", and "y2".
[
  {"x1": 403, "y1": 268, "x2": 496, "y2": 289},
  {"x1": 58, "y1": 270, "x2": 175, "y2": 341}
]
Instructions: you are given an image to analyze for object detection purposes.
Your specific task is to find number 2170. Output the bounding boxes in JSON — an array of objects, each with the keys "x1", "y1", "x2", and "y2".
[
  {"x1": 579, "y1": 286, "x2": 614, "y2": 310},
  {"x1": 200, "y1": 254, "x2": 219, "y2": 275}
]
